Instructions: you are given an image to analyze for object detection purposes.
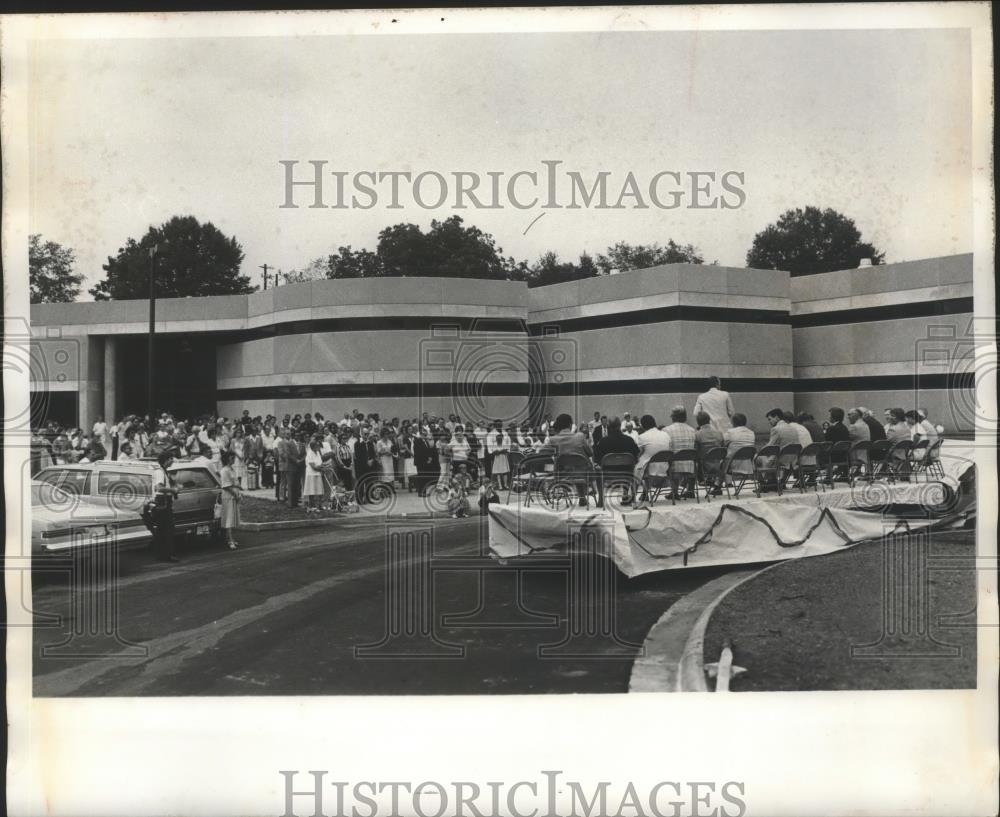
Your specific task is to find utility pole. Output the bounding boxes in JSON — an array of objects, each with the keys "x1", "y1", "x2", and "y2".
[
  {"x1": 147, "y1": 244, "x2": 158, "y2": 422},
  {"x1": 259, "y1": 263, "x2": 272, "y2": 290}
]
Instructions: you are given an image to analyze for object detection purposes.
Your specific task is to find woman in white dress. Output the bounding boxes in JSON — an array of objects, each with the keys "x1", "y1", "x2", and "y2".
[
  {"x1": 230, "y1": 426, "x2": 247, "y2": 488},
  {"x1": 486, "y1": 423, "x2": 511, "y2": 490},
  {"x1": 376, "y1": 428, "x2": 396, "y2": 484},
  {"x1": 303, "y1": 437, "x2": 325, "y2": 513},
  {"x1": 399, "y1": 429, "x2": 417, "y2": 491},
  {"x1": 450, "y1": 428, "x2": 471, "y2": 470},
  {"x1": 202, "y1": 428, "x2": 222, "y2": 473},
  {"x1": 436, "y1": 431, "x2": 453, "y2": 490},
  {"x1": 218, "y1": 450, "x2": 241, "y2": 550}
]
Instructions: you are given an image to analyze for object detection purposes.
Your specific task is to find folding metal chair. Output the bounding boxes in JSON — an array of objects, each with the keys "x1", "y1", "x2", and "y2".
[
  {"x1": 847, "y1": 440, "x2": 872, "y2": 486},
  {"x1": 869, "y1": 440, "x2": 893, "y2": 481},
  {"x1": 723, "y1": 445, "x2": 758, "y2": 498},
  {"x1": 817, "y1": 441, "x2": 834, "y2": 485},
  {"x1": 669, "y1": 448, "x2": 699, "y2": 504},
  {"x1": 776, "y1": 443, "x2": 802, "y2": 492},
  {"x1": 886, "y1": 439, "x2": 914, "y2": 481},
  {"x1": 795, "y1": 442, "x2": 824, "y2": 493},
  {"x1": 827, "y1": 441, "x2": 852, "y2": 484},
  {"x1": 753, "y1": 444, "x2": 781, "y2": 496},
  {"x1": 640, "y1": 450, "x2": 673, "y2": 505},
  {"x1": 698, "y1": 446, "x2": 728, "y2": 501},
  {"x1": 599, "y1": 452, "x2": 638, "y2": 507},
  {"x1": 551, "y1": 453, "x2": 596, "y2": 509},
  {"x1": 509, "y1": 454, "x2": 552, "y2": 506},
  {"x1": 924, "y1": 438, "x2": 946, "y2": 479},
  {"x1": 909, "y1": 439, "x2": 930, "y2": 481}
]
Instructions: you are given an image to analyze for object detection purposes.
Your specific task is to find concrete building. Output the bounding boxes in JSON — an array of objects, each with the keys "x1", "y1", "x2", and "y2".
[{"x1": 28, "y1": 253, "x2": 975, "y2": 433}]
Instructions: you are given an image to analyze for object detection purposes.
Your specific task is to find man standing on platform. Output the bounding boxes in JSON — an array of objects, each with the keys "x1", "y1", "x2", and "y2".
[{"x1": 693, "y1": 376, "x2": 735, "y2": 432}]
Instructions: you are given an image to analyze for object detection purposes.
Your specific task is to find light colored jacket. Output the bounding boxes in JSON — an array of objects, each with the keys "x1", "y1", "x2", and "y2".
[{"x1": 693, "y1": 388, "x2": 735, "y2": 431}]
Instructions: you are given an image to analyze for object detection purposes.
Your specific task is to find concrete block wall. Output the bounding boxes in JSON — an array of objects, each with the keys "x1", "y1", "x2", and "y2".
[
  {"x1": 29, "y1": 254, "x2": 978, "y2": 435},
  {"x1": 790, "y1": 254, "x2": 975, "y2": 433}
]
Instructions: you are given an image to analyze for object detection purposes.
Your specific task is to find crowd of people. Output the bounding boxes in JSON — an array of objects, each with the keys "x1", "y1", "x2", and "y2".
[{"x1": 28, "y1": 376, "x2": 945, "y2": 514}]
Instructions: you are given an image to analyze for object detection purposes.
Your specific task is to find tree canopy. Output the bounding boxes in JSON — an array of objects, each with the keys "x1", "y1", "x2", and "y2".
[
  {"x1": 525, "y1": 251, "x2": 600, "y2": 288},
  {"x1": 595, "y1": 240, "x2": 704, "y2": 274},
  {"x1": 746, "y1": 206, "x2": 885, "y2": 274},
  {"x1": 30, "y1": 234, "x2": 83, "y2": 303},
  {"x1": 90, "y1": 216, "x2": 251, "y2": 300}
]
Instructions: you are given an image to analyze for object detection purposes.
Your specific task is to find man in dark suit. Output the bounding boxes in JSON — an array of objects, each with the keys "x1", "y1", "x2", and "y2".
[
  {"x1": 859, "y1": 407, "x2": 886, "y2": 441},
  {"x1": 412, "y1": 430, "x2": 439, "y2": 496},
  {"x1": 593, "y1": 417, "x2": 640, "y2": 504},
  {"x1": 286, "y1": 432, "x2": 307, "y2": 508},
  {"x1": 824, "y1": 407, "x2": 852, "y2": 481},
  {"x1": 354, "y1": 429, "x2": 378, "y2": 504},
  {"x1": 592, "y1": 415, "x2": 610, "y2": 445}
]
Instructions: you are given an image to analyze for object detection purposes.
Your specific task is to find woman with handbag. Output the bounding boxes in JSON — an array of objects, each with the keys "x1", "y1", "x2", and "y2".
[{"x1": 218, "y1": 450, "x2": 241, "y2": 550}]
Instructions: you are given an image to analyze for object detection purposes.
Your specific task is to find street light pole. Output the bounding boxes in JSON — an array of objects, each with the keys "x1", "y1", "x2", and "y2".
[{"x1": 147, "y1": 244, "x2": 158, "y2": 422}]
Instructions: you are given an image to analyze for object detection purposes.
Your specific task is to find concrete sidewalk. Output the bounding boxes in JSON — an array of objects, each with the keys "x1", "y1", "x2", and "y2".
[{"x1": 238, "y1": 481, "x2": 487, "y2": 530}]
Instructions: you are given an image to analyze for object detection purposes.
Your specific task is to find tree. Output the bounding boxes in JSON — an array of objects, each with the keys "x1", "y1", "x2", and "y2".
[
  {"x1": 526, "y1": 251, "x2": 601, "y2": 288},
  {"x1": 90, "y1": 215, "x2": 251, "y2": 300},
  {"x1": 746, "y1": 206, "x2": 885, "y2": 275},
  {"x1": 595, "y1": 240, "x2": 704, "y2": 274},
  {"x1": 374, "y1": 216, "x2": 513, "y2": 280},
  {"x1": 423, "y1": 216, "x2": 511, "y2": 280},
  {"x1": 30, "y1": 234, "x2": 83, "y2": 303},
  {"x1": 327, "y1": 246, "x2": 382, "y2": 279},
  {"x1": 283, "y1": 257, "x2": 329, "y2": 284}
]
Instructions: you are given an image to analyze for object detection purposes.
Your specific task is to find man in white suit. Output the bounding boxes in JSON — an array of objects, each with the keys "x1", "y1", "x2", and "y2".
[{"x1": 693, "y1": 376, "x2": 735, "y2": 432}]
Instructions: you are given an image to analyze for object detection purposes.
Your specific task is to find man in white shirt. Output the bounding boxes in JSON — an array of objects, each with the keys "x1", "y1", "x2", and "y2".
[
  {"x1": 693, "y1": 376, "x2": 735, "y2": 432},
  {"x1": 916, "y1": 408, "x2": 941, "y2": 440},
  {"x1": 589, "y1": 411, "x2": 602, "y2": 431},
  {"x1": 634, "y1": 414, "x2": 672, "y2": 487}
]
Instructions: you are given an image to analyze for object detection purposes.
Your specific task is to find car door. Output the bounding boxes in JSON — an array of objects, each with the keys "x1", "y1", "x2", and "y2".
[
  {"x1": 93, "y1": 469, "x2": 152, "y2": 514},
  {"x1": 170, "y1": 466, "x2": 220, "y2": 531}
]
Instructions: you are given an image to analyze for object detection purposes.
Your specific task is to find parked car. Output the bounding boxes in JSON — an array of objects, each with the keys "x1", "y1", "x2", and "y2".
[
  {"x1": 32, "y1": 458, "x2": 222, "y2": 554},
  {"x1": 31, "y1": 480, "x2": 128, "y2": 555}
]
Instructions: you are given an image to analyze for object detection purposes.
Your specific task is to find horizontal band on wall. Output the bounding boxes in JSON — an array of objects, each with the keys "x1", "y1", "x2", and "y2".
[
  {"x1": 791, "y1": 297, "x2": 974, "y2": 328},
  {"x1": 527, "y1": 305, "x2": 790, "y2": 334},
  {"x1": 216, "y1": 373, "x2": 973, "y2": 402},
  {"x1": 245, "y1": 316, "x2": 527, "y2": 339},
  {"x1": 209, "y1": 298, "x2": 974, "y2": 344}
]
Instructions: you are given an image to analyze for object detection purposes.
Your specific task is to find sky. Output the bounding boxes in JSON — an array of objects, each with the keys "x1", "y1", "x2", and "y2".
[{"x1": 28, "y1": 27, "x2": 972, "y2": 296}]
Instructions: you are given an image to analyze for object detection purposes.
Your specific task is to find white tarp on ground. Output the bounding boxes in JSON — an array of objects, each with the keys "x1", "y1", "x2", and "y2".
[{"x1": 488, "y1": 443, "x2": 975, "y2": 577}]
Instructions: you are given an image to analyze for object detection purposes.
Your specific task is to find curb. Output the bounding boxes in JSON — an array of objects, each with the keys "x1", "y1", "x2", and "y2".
[
  {"x1": 628, "y1": 569, "x2": 761, "y2": 693},
  {"x1": 238, "y1": 511, "x2": 482, "y2": 532}
]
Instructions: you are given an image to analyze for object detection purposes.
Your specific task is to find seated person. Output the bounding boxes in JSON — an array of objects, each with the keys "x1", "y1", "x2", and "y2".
[
  {"x1": 448, "y1": 463, "x2": 473, "y2": 518},
  {"x1": 664, "y1": 406, "x2": 697, "y2": 498},
  {"x1": 694, "y1": 411, "x2": 725, "y2": 493},
  {"x1": 722, "y1": 413, "x2": 756, "y2": 486},
  {"x1": 593, "y1": 417, "x2": 640, "y2": 504}
]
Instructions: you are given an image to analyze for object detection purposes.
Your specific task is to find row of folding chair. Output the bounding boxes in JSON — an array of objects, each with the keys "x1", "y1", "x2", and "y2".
[{"x1": 505, "y1": 437, "x2": 945, "y2": 509}]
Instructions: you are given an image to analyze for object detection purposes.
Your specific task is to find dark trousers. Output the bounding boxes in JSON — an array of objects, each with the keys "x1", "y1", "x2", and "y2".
[
  {"x1": 288, "y1": 467, "x2": 304, "y2": 507},
  {"x1": 335, "y1": 466, "x2": 354, "y2": 491},
  {"x1": 152, "y1": 521, "x2": 175, "y2": 560},
  {"x1": 276, "y1": 469, "x2": 287, "y2": 501}
]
